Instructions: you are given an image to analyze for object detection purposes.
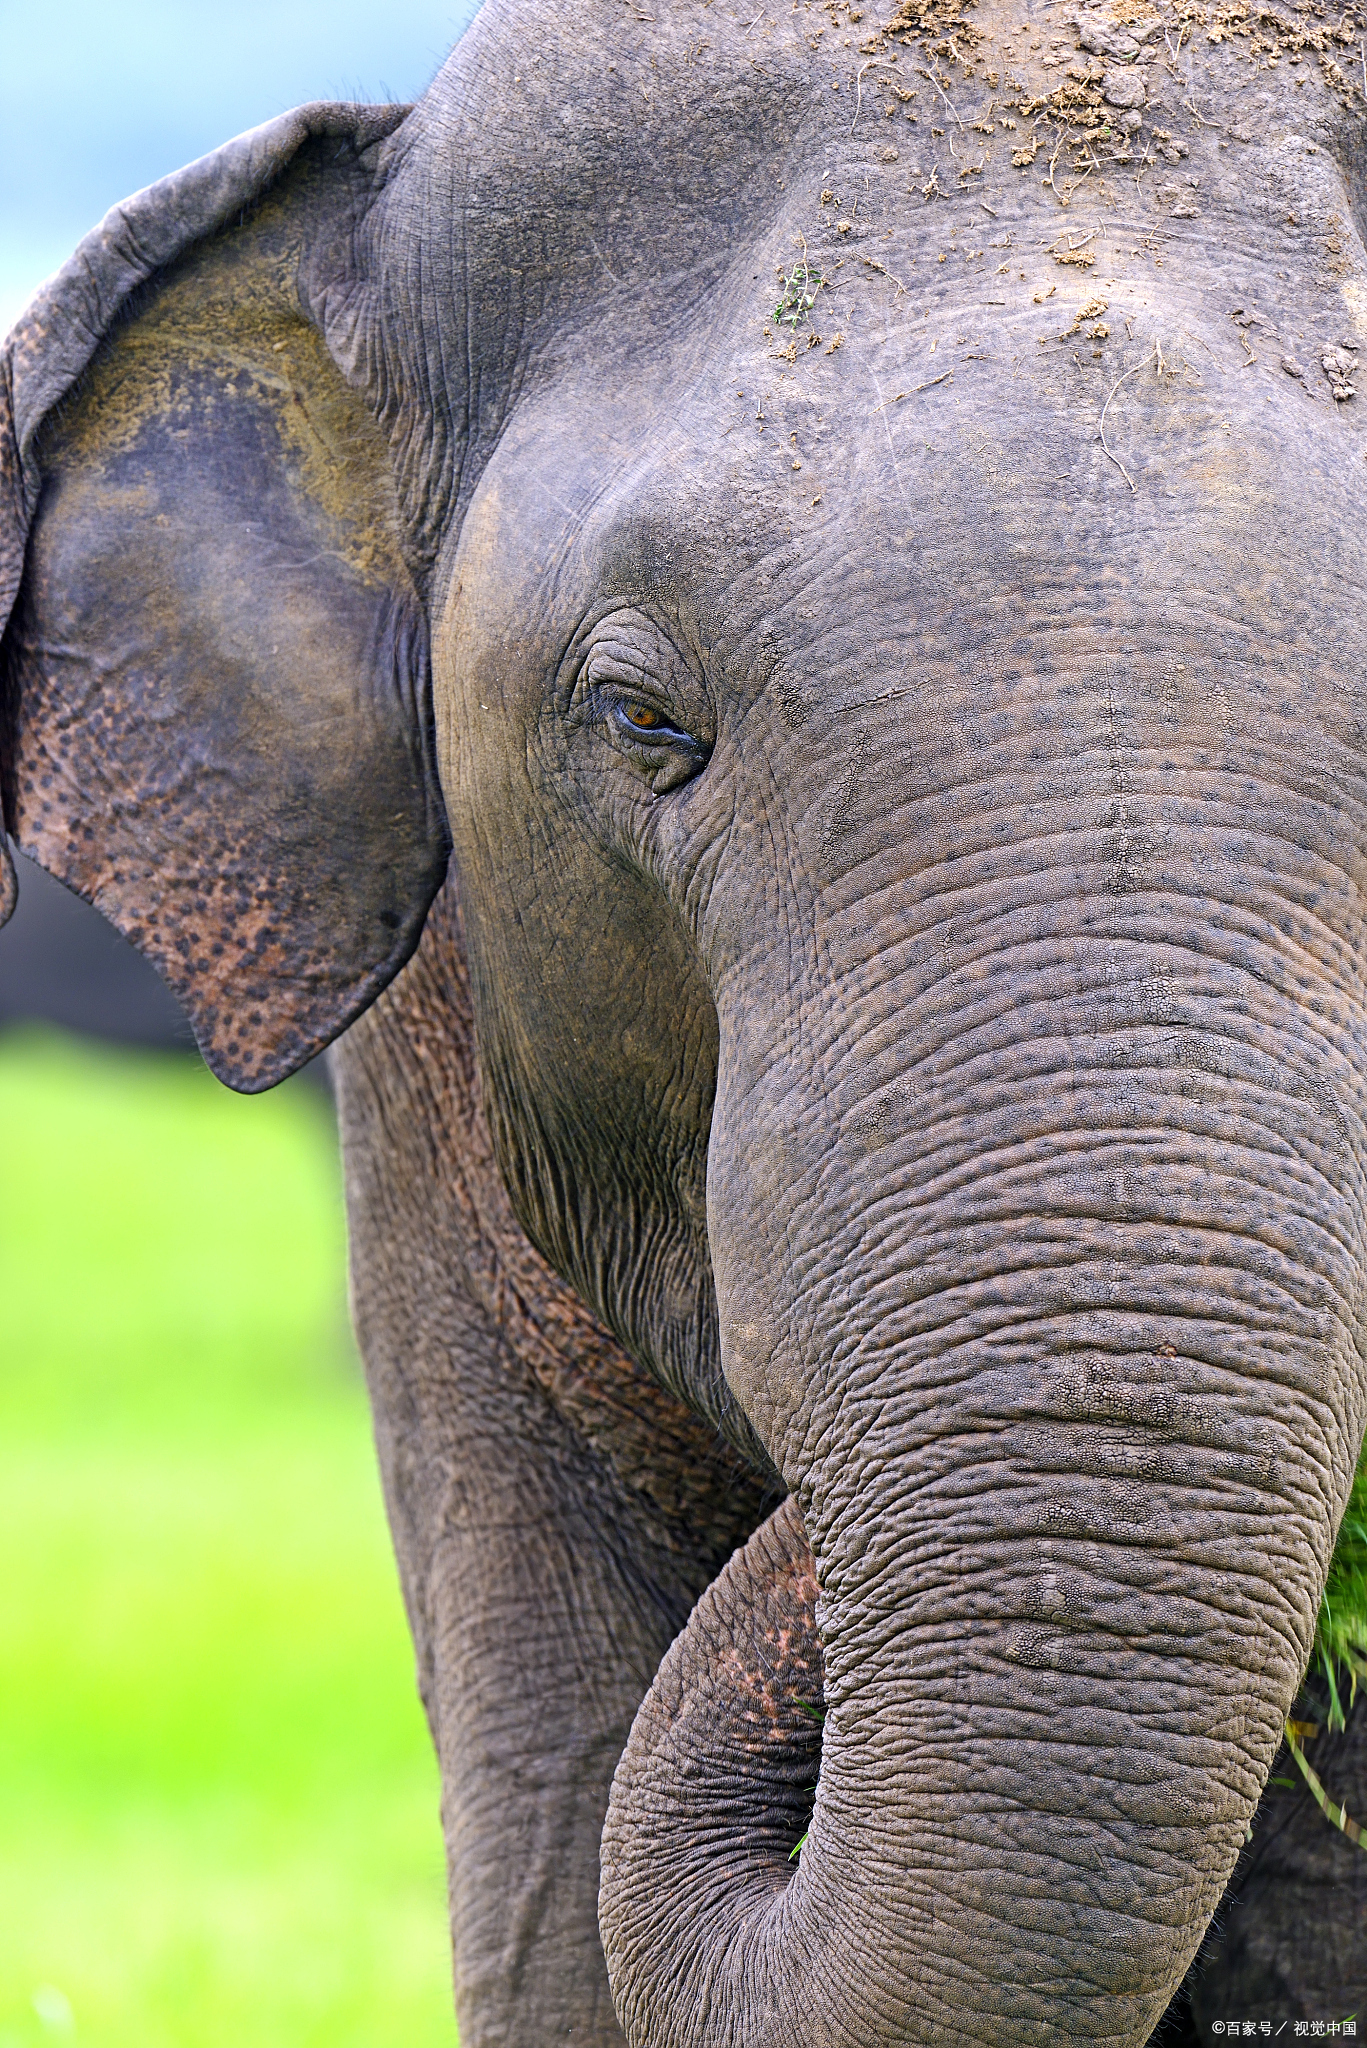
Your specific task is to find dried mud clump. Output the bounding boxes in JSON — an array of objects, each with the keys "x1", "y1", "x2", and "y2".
[
  {"x1": 1323, "y1": 343, "x2": 1359, "y2": 398},
  {"x1": 838, "y1": 0, "x2": 1363, "y2": 207},
  {"x1": 1009, "y1": 11, "x2": 1164, "y2": 191},
  {"x1": 1183, "y1": 0, "x2": 1363, "y2": 85},
  {"x1": 836, "y1": 0, "x2": 1172, "y2": 199},
  {"x1": 882, "y1": 0, "x2": 986, "y2": 59}
]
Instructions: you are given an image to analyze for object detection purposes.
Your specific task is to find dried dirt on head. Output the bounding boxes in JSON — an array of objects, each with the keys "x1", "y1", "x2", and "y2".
[{"x1": 808, "y1": 0, "x2": 1363, "y2": 206}]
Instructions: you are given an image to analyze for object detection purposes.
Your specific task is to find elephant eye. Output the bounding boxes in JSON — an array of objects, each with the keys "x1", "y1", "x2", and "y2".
[
  {"x1": 612, "y1": 697, "x2": 689, "y2": 745},
  {"x1": 565, "y1": 612, "x2": 713, "y2": 787}
]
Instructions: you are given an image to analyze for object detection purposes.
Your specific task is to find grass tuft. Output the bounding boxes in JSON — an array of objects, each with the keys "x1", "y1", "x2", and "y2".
[{"x1": 772, "y1": 258, "x2": 824, "y2": 329}]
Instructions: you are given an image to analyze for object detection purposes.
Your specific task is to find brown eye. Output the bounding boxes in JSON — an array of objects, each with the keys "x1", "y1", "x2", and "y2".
[{"x1": 609, "y1": 696, "x2": 691, "y2": 749}]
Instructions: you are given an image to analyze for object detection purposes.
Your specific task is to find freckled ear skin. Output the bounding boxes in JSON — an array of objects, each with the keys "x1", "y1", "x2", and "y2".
[{"x1": 0, "y1": 107, "x2": 450, "y2": 1092}]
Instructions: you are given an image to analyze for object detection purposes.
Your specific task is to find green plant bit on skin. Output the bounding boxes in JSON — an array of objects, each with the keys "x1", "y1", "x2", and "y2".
[
  {"x1": 773, "y1": 259, "x2": 825, "y2": 328},
  {"x1": 790, "y1": 1698, "x2": 825, "y2": 1858}
]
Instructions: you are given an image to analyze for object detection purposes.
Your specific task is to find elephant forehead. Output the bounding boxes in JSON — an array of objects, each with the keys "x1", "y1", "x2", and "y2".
[
  {"x1": 429, "y1": 87, "x2": 1366, "y2": 741},
  {"x1": 448, "y1": 324, "x2": 1360, "y2": 693}
]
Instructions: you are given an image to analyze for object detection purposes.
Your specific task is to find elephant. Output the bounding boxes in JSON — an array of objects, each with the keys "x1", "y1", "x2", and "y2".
[{"x1": 4, "y1": 0, "x2": 1367, "y2": 2038}]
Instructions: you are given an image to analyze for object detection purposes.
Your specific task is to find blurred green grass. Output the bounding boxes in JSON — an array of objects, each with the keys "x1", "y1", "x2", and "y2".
[{"x1": 0, "y1": 1030, "x2": 455, "y2": 2048}]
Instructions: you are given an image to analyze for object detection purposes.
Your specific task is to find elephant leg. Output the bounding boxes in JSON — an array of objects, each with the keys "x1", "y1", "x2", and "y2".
[
  {"x1": 329, "y1": 884, "x2": 772, "y2": 2046},
  {"x1": 1155, "y1": 1685, "x2": 1367, "y2": 2038},
  {"x1": 369, "y1": 1334, "x2": 700, "y2": 2046}
]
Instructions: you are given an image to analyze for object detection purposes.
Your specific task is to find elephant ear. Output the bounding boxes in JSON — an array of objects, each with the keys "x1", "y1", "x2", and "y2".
[{"x1": 0, "y1": 104, "x2": 449, "y2": 1091}]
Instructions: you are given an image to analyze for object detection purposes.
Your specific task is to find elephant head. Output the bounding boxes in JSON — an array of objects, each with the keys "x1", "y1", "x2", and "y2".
[{"x1": 4, "y1": 2, "x2": 1367, "y2": 2041}]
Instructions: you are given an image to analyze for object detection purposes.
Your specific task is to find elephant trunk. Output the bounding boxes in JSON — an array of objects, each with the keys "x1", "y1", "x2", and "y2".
[
  {"x1": 600, "y1": 1438, "x2": 1260, "y2": 2048},
  {"x1": 600, "y1": 935, "x2": 1365, "y2": 2042},
  {"x1": 600, "y1": 1497, "x2": 825, "y2": 2044}
]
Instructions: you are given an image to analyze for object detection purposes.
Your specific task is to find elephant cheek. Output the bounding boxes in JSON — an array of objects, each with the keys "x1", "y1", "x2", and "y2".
[{"x1": 708, "y1": 1138, "x2": 817, "y2": 1473}]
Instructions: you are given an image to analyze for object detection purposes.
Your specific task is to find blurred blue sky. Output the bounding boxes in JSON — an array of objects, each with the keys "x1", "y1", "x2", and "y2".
[{"x1": 1, "y1": 0, "x2": 483, "y2": 335}]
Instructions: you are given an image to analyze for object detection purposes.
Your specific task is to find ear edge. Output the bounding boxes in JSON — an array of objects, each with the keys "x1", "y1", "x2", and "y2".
[
  {"x1": 0, "y1": 101, "x2": 452, "y2": 1090},
  {"x1": 0, "y1": 100, "x2": 411, "y2": 940}
]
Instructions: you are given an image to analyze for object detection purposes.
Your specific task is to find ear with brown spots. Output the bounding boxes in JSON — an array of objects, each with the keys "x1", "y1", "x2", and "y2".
[{"x1": 0, "y1": 105, "x2": 449, "y2": 1091}]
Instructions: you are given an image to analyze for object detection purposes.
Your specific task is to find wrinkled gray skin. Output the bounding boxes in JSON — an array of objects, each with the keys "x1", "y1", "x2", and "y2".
[{"x1": 4, "y1": 0, "x2": 1367, "y2": 2040}]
